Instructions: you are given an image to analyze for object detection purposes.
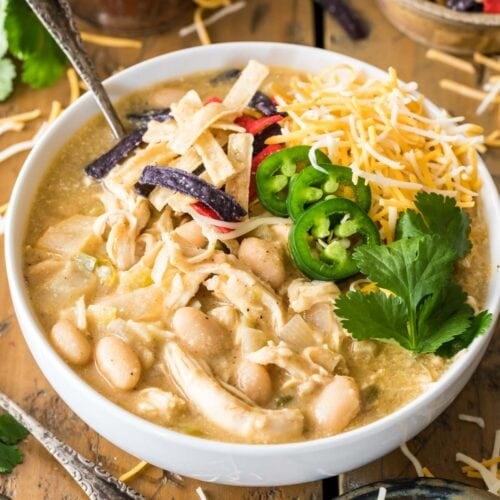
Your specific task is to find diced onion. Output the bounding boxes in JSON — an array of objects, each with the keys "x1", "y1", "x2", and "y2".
[{"x1": 278, "y1": 314, "x2": 316, "y2": 350}]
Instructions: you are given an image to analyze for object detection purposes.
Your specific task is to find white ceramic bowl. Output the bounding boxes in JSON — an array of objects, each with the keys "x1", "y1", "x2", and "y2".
[{"x1": 5, "y1": 42, "x2": 500, "y2": 486}]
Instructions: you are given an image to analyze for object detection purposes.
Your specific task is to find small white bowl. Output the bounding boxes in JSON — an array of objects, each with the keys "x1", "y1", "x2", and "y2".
[{"x1": 5, "y1": 42, "x2": 500, "y2": 486}]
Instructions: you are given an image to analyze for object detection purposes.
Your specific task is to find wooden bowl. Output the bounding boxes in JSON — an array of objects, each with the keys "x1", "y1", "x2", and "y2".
[{"x1": 377, "y1": 0, "x2": 500, "y2": 54}]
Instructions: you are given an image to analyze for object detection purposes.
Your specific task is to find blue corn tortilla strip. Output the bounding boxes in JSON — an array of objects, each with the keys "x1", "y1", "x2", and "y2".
[
  {"x1": 127, "y1": 108, "x2": 171, "y2": 126},
  {"x1": 210, "y1": 68, "x2": 241, "y2": 85},
  {"x1": 249, "y1": 91, "x2": 283, "y2": 116},
  {"x1": 134, "y1": 182, "x2": 155, "y2": 197},
  {"x1": 85, "y1": 128, "x2": 146, "y2": 179},
  {"x1": 446, "y1": 0, "x2": 483, "y2": 11},
  {"x1": 314, "y1": 0, "x2": 368, "y2": 40},
  {"x1": 253, "y1": 122, "x2": 282, "y2": 155},
  {"x1": 139, "y1": 166, "x2": 247, "y2": 221}
]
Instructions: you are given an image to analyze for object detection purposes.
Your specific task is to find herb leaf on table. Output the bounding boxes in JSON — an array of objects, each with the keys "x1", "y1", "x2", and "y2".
[
  {"x1": 336, "y1": 195, "x2": 492, "y2": 356},
  {"x1": 0, "y1": 413, "x2": 28, "y2": 474}
]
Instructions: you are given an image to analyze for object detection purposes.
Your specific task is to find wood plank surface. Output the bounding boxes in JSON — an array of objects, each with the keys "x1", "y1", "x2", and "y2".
[
  {"x1": 0, "y1": 2, "x2": 321, "y2": 499},
  {"x1": 0, "y1": 1, "x2": 498, "y2": 499},
  {"x1": 321, "y1": 1, "x2": 500, "y2": 493}
]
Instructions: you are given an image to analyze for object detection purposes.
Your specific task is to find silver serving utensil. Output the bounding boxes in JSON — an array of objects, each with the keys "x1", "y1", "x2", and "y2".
[
  {"x1": 24, "y1": 0, "x2": 125, "y2": 139},
  {"x1": 0, "y1": 390, "x2": 144, "y2": 500}
]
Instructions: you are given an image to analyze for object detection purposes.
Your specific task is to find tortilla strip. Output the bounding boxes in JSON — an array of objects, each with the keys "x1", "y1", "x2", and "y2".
[
  {"x1": 171, "y1": 90, "x2": 203, "y2": 121},
  {"x1": 225, "y1": 133, "x2": 254, "y2": 212},
  {"x1": 170, "y1": 101, "x2": 234, "y2": 154},
  {"x1": 170, "y1": 61, "x2": 269, "y2": 154},
  {"x1": 148, "y1": 148, "x2": 202, "y2": 211},
  {"x1": 142, "y1": 119, "x2": 177, "y2": 144},
  {"x1": 195, "y1": 131, "x2": 237, "y2": 187},
  {"x1": 223, "y1": 60, "x2": 269, "y2": 111}
]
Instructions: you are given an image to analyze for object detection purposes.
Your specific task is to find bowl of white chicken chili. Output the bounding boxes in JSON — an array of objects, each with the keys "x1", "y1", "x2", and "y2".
[{"x1": 5, "y1": 42, "x2": 500, "y2": 486}]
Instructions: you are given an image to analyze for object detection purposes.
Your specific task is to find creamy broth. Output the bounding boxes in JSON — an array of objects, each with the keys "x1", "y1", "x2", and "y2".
[{"x1": 23, "y1": 65, "x2": 490, "y2": 443}]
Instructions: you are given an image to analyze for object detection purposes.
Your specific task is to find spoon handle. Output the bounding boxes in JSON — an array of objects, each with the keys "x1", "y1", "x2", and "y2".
[
  {"x1": 0, "y1": 391, "x2": 144, "y2": 500},
  {"x1": 25, "y1": 0, "x2": 125, "y2": 139}
]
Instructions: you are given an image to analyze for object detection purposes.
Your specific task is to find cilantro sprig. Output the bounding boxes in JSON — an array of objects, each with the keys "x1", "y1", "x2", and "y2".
[
  {"x1": 0, "y1": 0, "x2": 67, "y2": 101},
  {"x1": 0, "y1": 412, "x2": 28, "y2": 473},
  {"x1": 335, "y1": 194, "x2": 492, "y2": 356}
]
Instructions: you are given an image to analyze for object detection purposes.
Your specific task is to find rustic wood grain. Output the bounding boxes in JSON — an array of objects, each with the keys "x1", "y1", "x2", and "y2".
[
  {"x1": 322, "y1": 1, "x2": 500, "y2": 493},
  {"x1": 0, "y1": 2, "x2": 319, "y2": 499}
]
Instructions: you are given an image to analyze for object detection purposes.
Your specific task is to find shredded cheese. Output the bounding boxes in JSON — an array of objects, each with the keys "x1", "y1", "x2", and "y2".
[
  {"x1": 118, "y1": 460, "x2": 148, "y2": 482},
  {"x1": 0, "y1": 121, "x2": 24, "y2": 135},
  {"x1": 0, "y1": 109, "x2": 41, "y2": 124},
  {"x1": 477, "y1": 82, "x2": 500, "y2": 116},
  {"x1": 66, "y1": 68, "x2": 80, "y2": 104},
  {"x1": 268, "y1": 65, "x2": 483, "y2": 242},
  {"x1": 195, "y1": 486, "x2": 208, "y2": 500},
  {"x1": 0, "y1": 121, "x2": 48, "y2": 164},
  {"x1": 440, "y1": 79, "x2": 500, "y2": 104},
  {"x1": 376, "y1": 486, "x2": 387, "y2": 500},
  {"x1": 426, "y1": 49, "x2": 475, "y2": 75},
  {"x1": 474, "y1": 52, "x2": 500, "y2": 73},
  {"x1": 0, "y1": 203, "x2": 8, "y2": 216},
  {"x1": 458, "y1": 413, "x2": 485, "y2": 428},
  {"x1": 48, "y1": 101, "x2": 63, "y2": 123},
  {"x1": 456, "y1": 453, "x2": 499, "y2": 493},
  {"x1": 422, "y1": 466, "x2": 434, "y2": 478},
  {"x1": 400, "y1": 442, "x2": 424, "y2": 477},
  {"x1": 485, "y1": 130, "x2": 500, "y2": 147},
  {"x1": 80, "y1": 31, "x2": 142, "y2": 49}
]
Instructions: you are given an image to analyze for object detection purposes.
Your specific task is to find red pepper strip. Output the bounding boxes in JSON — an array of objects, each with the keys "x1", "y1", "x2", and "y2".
[
  {"x1": 204, "y1": 96, "x2": 223, "y2": 105},
  {"x1": 191, "y1": 201, "x2": 233, "y2": 233},
  {"x1": 235, "y1": 114, "x2": 283, "y2": 135},
  {"x1": 484, "y1": 0, "x2": 500, "y2": 12},
  {"x1": 249, "y1": 144, "x2": 283, "y2": 200}
]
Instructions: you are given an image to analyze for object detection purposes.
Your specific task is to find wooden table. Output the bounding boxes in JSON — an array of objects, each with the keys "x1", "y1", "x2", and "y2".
[{"x1": 0, "y1": 1, "x2": 498, "y2": 498}]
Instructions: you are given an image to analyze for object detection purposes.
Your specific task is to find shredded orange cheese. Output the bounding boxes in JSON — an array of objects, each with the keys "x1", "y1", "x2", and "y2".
[
  {"x1": 269, "y1": 65, "x2": 484, "y2": 242},
  {"x1": 0, "y1": 202, "x2": 8, "y2": 216},
  {"x1": 66, "y1": 69, "x2": 80, "y2": 104},
  {"x1": 80, "y1": 31, "x2": 142, "y2": 49},
  {"x1": 422, "y1": 466, "x2": 434, "y2": 478},
  {"x1": 474, "y1": 52, "x2": 500, "y2": 73},
  {"x1": 48, "y1": 101, "x2": 63, "y2": 123},
  {"x1": 118, "y1": 460, "x2": 148, "y2": 482}
]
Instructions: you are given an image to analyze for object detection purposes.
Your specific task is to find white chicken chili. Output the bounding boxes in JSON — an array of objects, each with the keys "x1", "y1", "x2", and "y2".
[{"x1": 23, "y1": 61, "x2": 491, "y2": 443}]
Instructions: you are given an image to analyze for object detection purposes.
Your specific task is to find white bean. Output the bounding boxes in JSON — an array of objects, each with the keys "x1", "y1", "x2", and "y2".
[
  {"x1": 238, "y1": 237, "x2": 285, "y2": 289},
  {"x1": 95, "y1": 336, "x2": 141, "y2": 390},
  {"x1": 237, "y1": 360, "x2": 273, "y2": 406},
  {"x1": 312, "y1": 376, "x2": 360, "y2": 435},
  {"x1": 175, "y1": 220, "x2": 207, "y2": 248},
  {"x1": 172, "y1": 307, "x2": 230, "y2": 357},
  {"x1": 50, "y1": 319, "x2": 92, "y2": 366}
]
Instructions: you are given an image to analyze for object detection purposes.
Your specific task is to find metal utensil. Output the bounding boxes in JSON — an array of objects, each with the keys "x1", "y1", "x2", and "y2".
[
  {"x1": 0, "y1": 391, "x2": 144, "y2": 500},
  {"x1": 24, "y1": 0, "x2": 125, "y2": 139}
]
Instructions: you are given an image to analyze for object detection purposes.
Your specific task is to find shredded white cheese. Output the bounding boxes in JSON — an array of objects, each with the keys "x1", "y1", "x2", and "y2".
[
  {"x1": 400, "y1": 442, "x2": 424, "y2": 477},
  {"x1": 376, "y1": 486, "x2": 387, "y2": 500},
  {"x1": 195, "y1": 486, "x2": 208, "y2": 500},
  {"x1": 458, "y1": 413, "x2": 485, "y2": 428},
  {"x1": 456, "y1": 452, "x2": 499, "y2": 493},
  {"x1": 0, "y1": 121, "x2": 48, "y2": 164}
]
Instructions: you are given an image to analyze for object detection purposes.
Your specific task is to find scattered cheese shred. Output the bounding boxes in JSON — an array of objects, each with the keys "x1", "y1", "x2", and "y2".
[
  {"x1": 80, "y1": 31, "x2": 142, "y2": 49},
  {"x1": 118, "y1": 460, "x2": 148, "y2": 483},
  {"x1": 456, "y1": 453, "x2": 499, "y2": 493},
  {"x1": 477, "y1": 81, "x2": 500, "y2": 116},
  {"x1": 180, "y1": 0, "x2": 246, "y2": 41},
  {"x1": 48, "y1": 101, "x2": 63, "y2": 123},
  {"x1": 269, "y1": 65, "x2": 483, "y2": 242},
  {"x1": 485, "y1": 130, "x2": 500, "y2": 147},
  {"x1": 0, "y1": 202, "x2": 8, "y2": 216},
  {"x1": 0, "y1": 121, "x2": 24, "y2": 135},
  {"x1": 458, "y1": 413, "x2": 485, "y2": 428},
  {"x1": 0, "y1": 109, "x2": 41, "y2": 124},
  {"x1": 67, "y1": 68, "x2": 80, "y2": 104},
  {"x1": 400, "y1": 442, "x2": 424, "y2": 477},
  {"x1": 195, "y1": 486, "x2": 208, "y2": 500},
  {"x1": 474, "y1": 52, "x2": 500, "y2": 73},
  {"x1": 0, "y1": 122, "x2": 47, "y2": 164},
  {"x1": 426, "y1": 49, "x2": 475, "y2": 75},
  {"x1": 376, "y1": 486, "x2": 387, "y2": 500},
  {"x1": 440, "y1": 79, "x2": 500, "y2": 104},
  {"x1": 422, "y1": 466, "x2": 434, "y2": 478}
]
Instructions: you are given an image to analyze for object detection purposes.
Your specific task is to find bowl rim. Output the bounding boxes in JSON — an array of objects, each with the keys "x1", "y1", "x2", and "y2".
[
  {"x1": 386, "y1": 0, "x2": 500, "y2": 26},
  {"x1": 5, "y1": 41, "x2": 500, "y2": 456}
]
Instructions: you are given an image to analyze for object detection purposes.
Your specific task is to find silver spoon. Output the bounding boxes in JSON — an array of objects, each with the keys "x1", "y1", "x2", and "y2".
[
  {"x1": 0, "y1": 390, "x2": 145, "y2": 499},
  {"x1": 25, "y1": 0, "x2": 125, "y2": 139}
]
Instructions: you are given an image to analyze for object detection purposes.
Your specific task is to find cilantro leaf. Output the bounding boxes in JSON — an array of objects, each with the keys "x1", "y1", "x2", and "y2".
[
  {"x1": 335, "y1": 291, "x2": 410, "y2": 348},
  {"x1": 336, "y1": 235, "x2": 490, "y2": 355},
  {"x1": 0, "y1": 442, "x2": 23, "y2": 473},
  {"x1": 353, "y1": 235, "x2": 456, "y2": 312},
  {"x1": 396, "y1": 193, "x2": 471, "y2": 258},
  {"x1": 4, "y1": 0, "x2": 66, "y2": 88},
  {"x1": 0, "y1": 56, "x2": 15, "y2": 100},
  {"x1": 437, "y1": 310, "x2": 493, "y2": 357},
  {"x1": 0, "y1": 414, "x2": 28, "y2": 446}
]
